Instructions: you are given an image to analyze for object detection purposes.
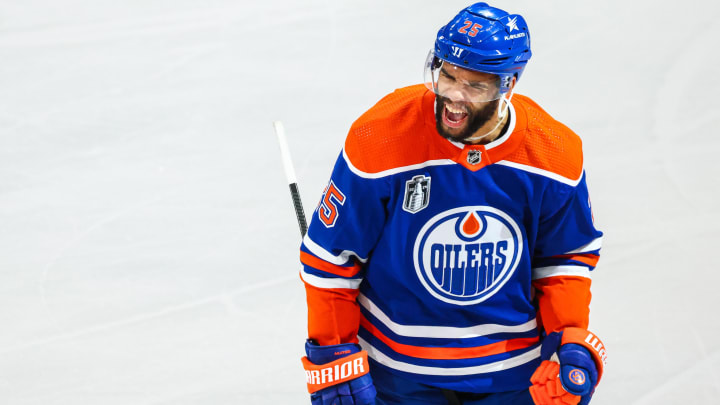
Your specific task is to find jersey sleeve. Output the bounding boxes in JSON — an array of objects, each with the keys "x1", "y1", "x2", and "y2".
[
  {"x1": 300, "y1": 149, "x2": 389, "y2": 346},
  {"x1": 531, "y1": 172, "x2": 603, "y2": 334}
]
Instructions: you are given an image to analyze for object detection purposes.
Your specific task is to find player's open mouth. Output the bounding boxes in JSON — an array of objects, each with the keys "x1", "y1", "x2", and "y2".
[{"x1": 442, "y1": 103, "x2": 468, "y2": 128}]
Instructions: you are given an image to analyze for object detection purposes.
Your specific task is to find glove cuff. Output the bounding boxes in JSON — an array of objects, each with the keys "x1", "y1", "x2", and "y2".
[
  {"x1": 302, "y1": 340, "x2": 371, "y2": 394},
  {"x1": 560, "y1": 327, "x2": 607, "y2": 383},
  {"x1": 301, "y1": 350, "x2": 370, "y2": 394}
]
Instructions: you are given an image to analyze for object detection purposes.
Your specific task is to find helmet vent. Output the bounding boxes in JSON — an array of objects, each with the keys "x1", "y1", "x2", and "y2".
[{"x1": 479, "y1": 57, "x2": 509, "y2": 66}]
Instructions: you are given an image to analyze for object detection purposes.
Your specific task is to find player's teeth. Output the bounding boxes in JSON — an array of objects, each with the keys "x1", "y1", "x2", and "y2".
[{"x1": 446, "y1": 105, "x2": 465, "y2": 114}]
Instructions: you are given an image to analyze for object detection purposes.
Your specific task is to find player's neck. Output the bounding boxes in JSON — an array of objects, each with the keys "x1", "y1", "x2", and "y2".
[{"x1": 465, "y1": 109, "x2": 511, "y2": 145}]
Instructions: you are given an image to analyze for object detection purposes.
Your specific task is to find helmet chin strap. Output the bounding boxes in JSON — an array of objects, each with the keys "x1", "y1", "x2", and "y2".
[{"x1": 464, "y1": 92, "x2": 513, "y2": 144}]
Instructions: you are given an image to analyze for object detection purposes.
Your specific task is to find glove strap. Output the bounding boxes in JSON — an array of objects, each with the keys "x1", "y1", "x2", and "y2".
[
  {"x1": 301, "y1": 350, "x2": 370, "y2": 394},
  {"x1": 560, "y1": 327, "x2": 607, "y2": 383}
]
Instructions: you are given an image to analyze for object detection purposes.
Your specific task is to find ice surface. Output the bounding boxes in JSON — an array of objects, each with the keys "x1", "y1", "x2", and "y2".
[{"x1": 1, "y1": 0, "x2": 719, "y2": 403}]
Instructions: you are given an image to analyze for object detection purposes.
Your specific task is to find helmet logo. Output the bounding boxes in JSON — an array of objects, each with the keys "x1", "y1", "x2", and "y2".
[
  {"x1": 506, "y1": 17, "x2": 519, "y2": 32},
  {"x1": 505, "y1": 32, "x2": 526, "y2": 41},
  {"x1": 451, "y1": 46, "x2": 464, "y2": 58}
]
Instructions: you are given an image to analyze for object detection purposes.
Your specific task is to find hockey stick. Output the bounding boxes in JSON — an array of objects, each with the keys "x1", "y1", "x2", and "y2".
[{"x1": 273, "y1": 121, "x2": 308, "y2": 237}]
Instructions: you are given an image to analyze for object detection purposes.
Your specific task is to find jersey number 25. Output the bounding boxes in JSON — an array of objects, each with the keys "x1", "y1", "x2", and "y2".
[{"x1": 319, "y1": 181, "x2": 346, "y2": 228}]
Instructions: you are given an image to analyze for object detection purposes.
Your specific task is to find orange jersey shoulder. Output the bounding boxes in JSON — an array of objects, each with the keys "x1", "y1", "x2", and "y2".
[
  {"x1": 505, "y1": 94, "x2": 584, "y2": 183},
  {"x1": 343, "y1": 88, "x2": 585, "y2": 182},
  {"x1": 343, "y1": 84, "x2": 455, "y2": 175}
]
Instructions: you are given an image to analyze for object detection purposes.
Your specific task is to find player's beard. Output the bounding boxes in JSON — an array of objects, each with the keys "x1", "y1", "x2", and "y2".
[{"x1": 435, "y1": 96, "x2": 498, "y2": 144}]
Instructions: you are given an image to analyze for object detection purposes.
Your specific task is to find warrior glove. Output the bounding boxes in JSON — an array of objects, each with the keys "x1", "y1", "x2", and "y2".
[
  {"x1": 530, "y1": 328, "x2": 607, "y2": 405},
  {"x1": 301, "y1": 340, "x2": 376, "y2": 405}
]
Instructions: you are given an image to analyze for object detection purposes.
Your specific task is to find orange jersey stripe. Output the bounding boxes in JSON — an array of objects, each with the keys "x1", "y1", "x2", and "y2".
[
  {"x1": 300, "y1": 251, "x2": 362, "y2": 278},
  {"x1": 360, "y1": 316, "x2": 538, "y2": 360},
  {"x1": 552, "y1": 253, "x2": 600, "y2": 268}
]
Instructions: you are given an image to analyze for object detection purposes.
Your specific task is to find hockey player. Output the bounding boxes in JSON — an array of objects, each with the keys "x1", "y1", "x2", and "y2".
[{"x1": 299, "y1": 3, "x2": 606, "y2": 404}]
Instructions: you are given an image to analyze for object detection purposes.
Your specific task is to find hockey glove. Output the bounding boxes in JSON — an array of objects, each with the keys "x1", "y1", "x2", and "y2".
[
  {"x1": 530, "y1": 328, "x2": 607, "y2": 405},
  {"x1": 301, "y1": 340, "x2": 376, "y2": 405}
]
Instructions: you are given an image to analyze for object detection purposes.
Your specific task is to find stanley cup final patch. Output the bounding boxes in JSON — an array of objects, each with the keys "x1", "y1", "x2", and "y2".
[{"x1": 403, "y1": 175, "x2": 431, "y2": 213}]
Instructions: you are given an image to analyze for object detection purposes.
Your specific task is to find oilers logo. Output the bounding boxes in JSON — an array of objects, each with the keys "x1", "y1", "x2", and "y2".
[{"x1": 413, "y1": 206, "x2": 523, "y2": 305}]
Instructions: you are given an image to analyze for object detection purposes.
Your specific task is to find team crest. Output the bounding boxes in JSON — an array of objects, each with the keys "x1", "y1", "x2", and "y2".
[
  {"x1": 467, "y1": 150, "x2": 482, "y2": 165},
  {"x1": 568, "y1": 369, "x2": 586, "y2": 385},
  {"x1": 413, "y1": 206, "x2": 523, "y2": 305},
  {"x1": 403, "y1": 175, "x2": 431, "y2": 214}
]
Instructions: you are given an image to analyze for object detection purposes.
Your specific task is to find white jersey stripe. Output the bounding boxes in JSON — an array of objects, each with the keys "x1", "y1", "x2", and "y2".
[
  {"x1": 300, "y1": 269, "x2": 362, "y2": 290},
  {"x1": 532, "y1": 265, "x2": 591, "y2": 280},
  {"x1": 359, "y1": 337, "x2": 540, "y2": 376},
  {"x1": 342, "y1": 148, "x2": 456, "y2": 179},
  {"x1": 494, "y1": 162, "x2": 584, "y2": 187},
  {"x1": 303, "y1": 233, "x2": 368, "y2": 265},
  {"x1": 565, "y1": 236, "x2": 603, "y2": 254},
  {"x1": 358, "y1": 294, "x2": 537, "y2": 339}
]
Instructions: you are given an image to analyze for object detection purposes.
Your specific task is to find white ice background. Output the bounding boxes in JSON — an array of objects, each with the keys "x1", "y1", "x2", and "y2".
[{"x1": 1, "y1": 0, "x2": 719, "y2": 404}]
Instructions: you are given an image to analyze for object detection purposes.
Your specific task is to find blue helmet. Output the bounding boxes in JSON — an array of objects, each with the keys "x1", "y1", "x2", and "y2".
[{"x1": 432, "y1": 2, "x2": 532, "y2": 93}]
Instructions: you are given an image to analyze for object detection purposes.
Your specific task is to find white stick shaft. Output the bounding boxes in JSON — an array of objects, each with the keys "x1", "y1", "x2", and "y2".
[
  {"x1": 273, "y1": 121, "x2": 297, "y2": 184},
  {"x1": 273, "y1": 120, "x2": 308, "y2": 237}
]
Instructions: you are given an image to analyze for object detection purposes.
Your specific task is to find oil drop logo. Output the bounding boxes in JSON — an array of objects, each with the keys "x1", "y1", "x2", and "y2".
[{"x1": 413, "y1": 206, "x2": 523, "y2": 305}]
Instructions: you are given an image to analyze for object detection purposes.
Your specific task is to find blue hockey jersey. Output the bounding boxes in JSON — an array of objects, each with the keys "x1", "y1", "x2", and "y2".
[{"x1": 300, "y1": 84, "x2": 602, "y2": 393}]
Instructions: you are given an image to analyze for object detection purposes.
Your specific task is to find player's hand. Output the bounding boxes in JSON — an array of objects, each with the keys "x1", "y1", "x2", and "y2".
[
  {"x1": 529, "y1": 328, "x2": 606, "y2": 405},
  {"x1": 301, "y1": 340, "x2": 376, "y2": 405}
]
